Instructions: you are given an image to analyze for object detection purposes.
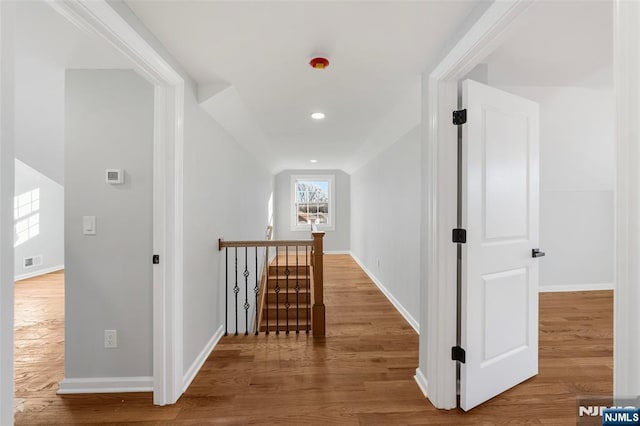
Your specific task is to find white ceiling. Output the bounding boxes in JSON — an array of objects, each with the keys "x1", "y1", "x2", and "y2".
[
  {"x1": 485, "y1": 0, "x2": 613, "y2": 87},
  {"x1": 23, "y1": 0, "x2": 610, "y2": 174},
  {"x1": 126, "y1": 0, "x2": 481, "y2": 172}
]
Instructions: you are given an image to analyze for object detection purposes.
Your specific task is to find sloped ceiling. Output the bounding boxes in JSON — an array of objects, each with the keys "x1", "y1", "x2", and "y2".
[
  {"x1": 126, "y1": 0, "x2": 481, "y2": 173},
  {"x1": 15, "y1": 0, "x2": 133, "y2": 184},
  {"x1": 126, "y1": 1, "x2": 612, "y2": 173},
  {"x1": 486, "y1": 0, "x2": 613, "y2": 87}
]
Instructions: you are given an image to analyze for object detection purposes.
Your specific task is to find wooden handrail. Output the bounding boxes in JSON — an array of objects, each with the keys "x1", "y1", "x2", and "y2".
[{"x1": 219, "y1": 239, "x2": 313, "y2": 250}]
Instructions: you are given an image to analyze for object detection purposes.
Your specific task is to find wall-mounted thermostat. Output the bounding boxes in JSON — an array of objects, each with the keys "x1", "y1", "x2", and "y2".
[{"x1": 105, "y1": 169, "x2": 124, "y2": 184}]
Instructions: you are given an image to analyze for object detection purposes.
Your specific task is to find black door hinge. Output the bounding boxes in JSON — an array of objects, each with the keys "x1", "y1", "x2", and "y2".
[
  {"x1": 452, "y1": 346, "x2": 466, "y2": 363},
  {"x1": 453, "y1": 109, "x2": 467, "y2": 125},
  {"x1": 153, "y1": 254, "x2": 160, "y2": 264},
  {"x1": 452, "y1": 228, "x2": 467, "y2": 244}
]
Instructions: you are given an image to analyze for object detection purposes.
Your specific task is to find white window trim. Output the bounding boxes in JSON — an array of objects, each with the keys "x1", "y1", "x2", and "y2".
[{"x1": 290, "y1": 174, "x2": 335, "y2": 232}]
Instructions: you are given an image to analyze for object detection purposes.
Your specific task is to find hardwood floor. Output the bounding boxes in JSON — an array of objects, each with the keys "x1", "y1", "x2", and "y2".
[
  {"x1": 14, "y1": 256, "x2": 612, "y2": 425},
  {"x1": 14, "y1": 270, "x2": 65, "y2": 417}
]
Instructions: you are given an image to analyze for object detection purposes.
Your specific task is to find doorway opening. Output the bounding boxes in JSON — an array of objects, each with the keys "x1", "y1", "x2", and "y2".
[
  {"x1": 455, "y1": 0, "x2": 614, "y2": 411},
  {"x1": 423, "y1": 0, "x2": 615, "y2": 414},
  {"x1": 12, "y1": 0, "x2": 157, "y2": 415}
]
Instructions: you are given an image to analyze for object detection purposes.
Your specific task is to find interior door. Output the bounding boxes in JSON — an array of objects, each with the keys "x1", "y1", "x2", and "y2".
[{"x1": 459, "y1": 79, "x2": 541, "y2": 411}]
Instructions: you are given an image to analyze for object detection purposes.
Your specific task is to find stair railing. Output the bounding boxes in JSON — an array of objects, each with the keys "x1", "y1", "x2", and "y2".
[{"x1": 218, "y1": 229, "x2": 325, "y2": 336}]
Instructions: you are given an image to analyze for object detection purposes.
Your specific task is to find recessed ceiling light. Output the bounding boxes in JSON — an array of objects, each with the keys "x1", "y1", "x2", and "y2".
[
  {"x1": 310, "y1": 159, "x2": 318, "y2": 163},
  {"x1": 311, "y1": 112, "x2": 325, "y2": 120}
]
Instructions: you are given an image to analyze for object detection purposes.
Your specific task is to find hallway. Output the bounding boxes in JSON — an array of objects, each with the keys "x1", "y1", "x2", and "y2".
[{"x1": 15, "y1": 255, "x2": 612, "y2": 424}]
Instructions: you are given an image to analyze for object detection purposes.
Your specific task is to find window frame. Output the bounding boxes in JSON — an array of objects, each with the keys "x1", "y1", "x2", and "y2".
[
  {"x1": 290, "y1": 174, "x2": 335, "y2": 232},
  {"x1": 13, "y1": 188, "x2": 41, "y2": 247}
]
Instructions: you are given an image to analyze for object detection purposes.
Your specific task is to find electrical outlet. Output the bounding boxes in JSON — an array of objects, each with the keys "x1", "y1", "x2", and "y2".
[{"x1": 104, "y1": 330, "x2": 117, "y2": 348}]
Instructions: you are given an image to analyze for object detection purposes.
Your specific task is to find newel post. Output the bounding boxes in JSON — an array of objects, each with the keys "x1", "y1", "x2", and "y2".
[{"x1": 312, "y1": 231, "x2": 325, "y2": 336}]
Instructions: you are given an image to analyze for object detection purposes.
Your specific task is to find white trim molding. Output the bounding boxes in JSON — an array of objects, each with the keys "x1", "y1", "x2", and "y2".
[
  {"x1": 351, "y1": 253, "x2": 419, "y2": 334},
  {"x1": 0, "y1": 2, "x2": 16, "y2": 424},
  {"x1": 539, "y1": 283, "x2": 614, "y2": 293},
  {"x1": 414, "y1": 368, "x2": 429, "y2": 398},
  {"x1": 14, "y1": 264, "x2": 64, "y2": 282},
  {"x1": 421, "y1": 0, "x2": 534, "y2": 410},
  {"x1": 58, "y1": 377, "x2": 153, "y2": 394},
  {"x1": 182, "y1": 326, "x2": 224, "y2": 393},
  {"x1": 614, "y1": 0, "x2": 640, "y2": 399},
  {"x1": 323, "y1": 251, "x2": 351, "y2": 255},
  {"x1": 46, "y1": 0, "x2": 185, "y2": 406}
]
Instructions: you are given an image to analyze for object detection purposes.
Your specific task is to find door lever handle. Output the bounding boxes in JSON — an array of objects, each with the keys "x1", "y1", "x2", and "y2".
[{"x1": 532, "y1": 248, "x2": 545, "y2": 258}]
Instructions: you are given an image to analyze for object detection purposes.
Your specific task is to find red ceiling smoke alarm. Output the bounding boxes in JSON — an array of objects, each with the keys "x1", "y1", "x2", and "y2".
[{"x1": 309, "y1": 57, "x2": 330, "y2": 69}]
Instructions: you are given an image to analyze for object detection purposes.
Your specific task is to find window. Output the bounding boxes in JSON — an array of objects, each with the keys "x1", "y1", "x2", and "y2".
[
  {"x1": 291, "y1": 175, "x2": 335, "y2": 231},
  {"x1": 14, "y1": 188, "x2": 40, "y2": 247}
]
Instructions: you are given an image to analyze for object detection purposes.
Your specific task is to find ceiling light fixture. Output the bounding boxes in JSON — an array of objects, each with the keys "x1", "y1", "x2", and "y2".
[
  {"x1": 310, "y1": 159, "x2": 318, "y2": 163},
  {"x1": 311, "y1": 112, "x2": 325, "y2": 120}
]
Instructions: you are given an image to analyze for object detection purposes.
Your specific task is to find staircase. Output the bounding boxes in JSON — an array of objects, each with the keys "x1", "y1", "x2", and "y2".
[
  {"x1": 260, "y1": 256, "x2": 312, "y2": 333},
  {"x1": 218, "y1": 230, "x2": 325, "y2": 337}
]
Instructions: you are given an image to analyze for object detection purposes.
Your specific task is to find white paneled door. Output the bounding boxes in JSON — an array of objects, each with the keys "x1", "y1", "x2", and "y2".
[{"x1": 460, "y1": 79, "x2": 541, "y2": 411}]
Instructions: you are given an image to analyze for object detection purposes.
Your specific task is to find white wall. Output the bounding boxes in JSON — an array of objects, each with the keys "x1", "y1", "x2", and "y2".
[
  {"x1": 182, "y1": 84, "x2": 273, "y2": 373},
  {"x1": 274, "y1": 169, "x2": 350, "y2": 252},
  {"x1": 14, "y1": 1, "x2": 67, "y2": 282},
  {"x1": 12, "y1": 0, "x2": 134, "y2": 187},
  {"x1": 64, "y1": 69, "x2": 154, "y2": 380},
  {"x1": 0, "y1": 2, "x2": 16, "y2": 422},
  {"x1": 14, "y1": 47, "x2": 64, "y2": 185},
  {"x1": 14, "y1": 159, "x2": 64, "y2": 280},
  {"x1": 350, "y1": 126, "x2": 421, "y2": 331},
  {"x1": 2, "y1": 0, "x2": 275, "y2": 416},
  {"x1": 496, "y1": 86, "x2": 614, "y2": 290},
  {"x1": 107, "y1": 1, "x2": 275, "y2": 388}
]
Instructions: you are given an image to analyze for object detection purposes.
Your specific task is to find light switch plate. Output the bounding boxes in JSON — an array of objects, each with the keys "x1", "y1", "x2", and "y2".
[{"x1": 82, "y1": 216, "x2": 96, "y2": 235}]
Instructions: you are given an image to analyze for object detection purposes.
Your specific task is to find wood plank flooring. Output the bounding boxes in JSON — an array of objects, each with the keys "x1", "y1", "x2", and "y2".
[
  {"x1": 14, "y1": 270, "x2": 65, "y2": 417},
  {"x1": 14, "y1": 255, "x2": 612, "y2": 425}
]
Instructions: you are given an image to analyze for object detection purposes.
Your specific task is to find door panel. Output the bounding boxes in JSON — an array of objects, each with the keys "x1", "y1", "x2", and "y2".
[
  {"x1": 482, "y1": 268, "x2": 528, "y2": 363},
  {"x1": 484, "y1": 108, "x2": 530, "y2": 240},
  {"x1": 460, "y1": 79, "x2": 540, "y2": 411}
]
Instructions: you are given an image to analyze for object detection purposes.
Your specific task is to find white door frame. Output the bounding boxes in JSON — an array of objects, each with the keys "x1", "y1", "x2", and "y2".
[
  {"x1": 419, "y1": 0, "x2": 638, "y2": 409},
  {"x1": 47, "y1": 0, "x2": 186, "y2": 406},
  {"x1": 0, "y1": 2, "x2": 16, "y2": 424},
  {"x1": 613, "y1": 0, "x2": 640, "y2": 399},
  {"x1": 0, "y1": 0, "x2": 185, "y2": 415},
  {"x1": 417, "y1": 0, "x2": 535, "y2": 409}
]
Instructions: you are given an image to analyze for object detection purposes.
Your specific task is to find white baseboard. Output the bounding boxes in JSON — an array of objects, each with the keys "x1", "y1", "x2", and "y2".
[
  {"x1": 539, "y1": 282, "x2": 614, "y2": 292},
  {"x1": 15, "y1": 264, "x2": 64, "y2": 282},
  {"x1": 57, "y1": 376, "x2": 153, "y2": 394},
  {"x1": 414, "y1": 368, "x2": 428, "y2": 398},
  {"x1": 324, "y1": 251, "x2": 351, "y2": 255},
  {"x1": 350, "y1": 252, "x2": 420, "y2": 334},
  {"x1": 182, "y1": 325, "x2": 224, "y2": 393}
]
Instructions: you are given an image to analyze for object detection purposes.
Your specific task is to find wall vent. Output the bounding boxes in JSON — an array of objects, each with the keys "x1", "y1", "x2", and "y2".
[{"x1": 23, "y1": 255, "x2": 43, "y2": 269}]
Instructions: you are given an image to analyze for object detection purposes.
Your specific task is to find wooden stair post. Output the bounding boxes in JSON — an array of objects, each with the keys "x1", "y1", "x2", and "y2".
[{"x1": 312, "y1": 231, "x2": 325, "y2": 336}]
